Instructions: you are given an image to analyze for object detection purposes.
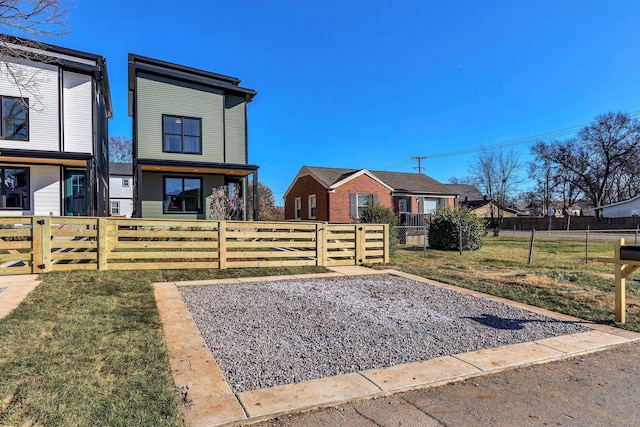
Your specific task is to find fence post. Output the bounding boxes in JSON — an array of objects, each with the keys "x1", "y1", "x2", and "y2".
[
  {"x1": 218, "y1": 221, "x2": 227, "y2": 269},
  {"x1": 636, "y1": 224, "x2": 638, "y2": 246},
  {"x1": 585, "y1": 226, "x2": 590, "y2": 263},
  {"x1": 98, "y1": 218, "x2": 109, "y2": 271},
  {"x1": 528, "y1": 229, "x2": 535, "y2": 265},
  {"x1": 614, "y1": 238, "x2": 626, "y2": 324},
  {"x1": 383, "y1": 223, "x2": 390, "y2": 263},
  {"x1": 316, "y1": 222, "x2": 327, "y2": 266},
  {"x1": 355, "y1": 225, "x2": 365, "y2": 265}
]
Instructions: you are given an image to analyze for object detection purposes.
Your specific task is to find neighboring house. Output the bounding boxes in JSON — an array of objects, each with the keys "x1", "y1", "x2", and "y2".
[
  {"x1": 459, "y1": 198, "x2": 518, "y2": 219},
  {"x1": 594, "y1": 195, "x2": 640, "y2": 218},
  {"x1": 0, "y1": 35, "x2": 111, "y2": 216},
  {"x1": 283, "y1": 166, "x2": 457, "y2": 223},
  {"x1": 128, "y1": 54, "x2": 259, "y2": 219},
  {"x1": 109, "y1": 162, "x2": 133, "y2": 217},
  {"x1": 446, "y1": 184, "x2": 484, "y2": 205}
]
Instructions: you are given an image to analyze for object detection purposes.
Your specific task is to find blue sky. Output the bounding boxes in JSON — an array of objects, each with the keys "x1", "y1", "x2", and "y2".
[{"x1": 51, "y1": 1, "x2": 640, "y2": 200}]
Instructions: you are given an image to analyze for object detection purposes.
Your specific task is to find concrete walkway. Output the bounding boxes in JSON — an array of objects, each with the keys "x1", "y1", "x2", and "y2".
[
  {"x1": 0, "y1": 274, "x2": 41, "y2": 319},
  {"x1": 152, "y1": 267, "x2": 640, "y2": 427}
]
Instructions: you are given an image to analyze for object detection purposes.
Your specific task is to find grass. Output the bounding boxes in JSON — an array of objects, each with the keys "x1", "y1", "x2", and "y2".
[
  {"x1": 382, "y1": 236, "x2": 640, "y2": 332},
  {"x1": 0, "y1": 266, "x2": 326, "y2": 426}
]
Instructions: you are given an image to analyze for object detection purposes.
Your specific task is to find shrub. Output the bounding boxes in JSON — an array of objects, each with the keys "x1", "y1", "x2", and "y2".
[
  {"x1": 359, "y1": 202, "x2": 399, "y2": 255},
  {"x1": 428, "y1": 207, "x2": 485, "y2": 251}
]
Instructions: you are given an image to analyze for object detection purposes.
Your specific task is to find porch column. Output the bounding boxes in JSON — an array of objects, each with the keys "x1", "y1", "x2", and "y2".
[{"x1": 253, "y1": 170, "x2": 259, "y2": 221}]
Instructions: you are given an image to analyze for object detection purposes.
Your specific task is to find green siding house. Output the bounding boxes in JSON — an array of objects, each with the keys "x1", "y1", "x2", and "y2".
[{"x1": 128, "y1": 54, "x2": 259, "y2": 219}]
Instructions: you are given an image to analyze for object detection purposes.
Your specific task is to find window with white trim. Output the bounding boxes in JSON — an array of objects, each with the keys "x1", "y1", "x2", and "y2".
[
  {"x1": 294, "y1": 197, "x2": 301, "y2": 219},
  {"x1": 308, "y1": 195, "x2": 316, "y2": 219},
  {"x1": 110, "y1": 201, "x2": 120, "y2": 215},
  {"x1": 122, "y1": 178, "x2": 130, "y2": 187}
]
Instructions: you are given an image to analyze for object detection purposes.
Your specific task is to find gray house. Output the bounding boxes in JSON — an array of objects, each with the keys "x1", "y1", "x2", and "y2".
[{"x1": 128, "y1": 54, "x2": 259, "y2": 219}]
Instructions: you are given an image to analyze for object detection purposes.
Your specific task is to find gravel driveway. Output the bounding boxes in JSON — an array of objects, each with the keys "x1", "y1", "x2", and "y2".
[{"x1": 179, "y1": 274, "x2": 589, "y2": 393}]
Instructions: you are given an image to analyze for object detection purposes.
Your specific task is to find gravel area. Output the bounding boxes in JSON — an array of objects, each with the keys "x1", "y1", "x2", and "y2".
[{"x1": 179, "y1": 274, "x2": 590, "y2": 393}]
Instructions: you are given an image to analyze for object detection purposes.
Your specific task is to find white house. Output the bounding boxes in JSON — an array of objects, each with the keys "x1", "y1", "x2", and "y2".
[
  {"x1": 0, "y1": 35, "x2": 111, "y2": 216},
  {"x1": 109, "y1": 162, "x2": 133, "y2": 217},
  {"x1": 594, "y1": 195, "x2": 640, "y2": 218}
]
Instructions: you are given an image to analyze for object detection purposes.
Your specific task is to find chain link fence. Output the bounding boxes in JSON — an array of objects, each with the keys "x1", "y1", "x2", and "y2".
[{"x1": 397, "y1": 226, "x2": 427, "y2": 255}]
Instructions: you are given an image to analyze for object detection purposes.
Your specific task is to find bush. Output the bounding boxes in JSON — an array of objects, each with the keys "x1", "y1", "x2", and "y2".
[
  {"x1": 428, "y1": 207, "x2": 485, "y2": 251},
  {"x1": 359, "y1": 202, "x2": 399, "y2": 255}
]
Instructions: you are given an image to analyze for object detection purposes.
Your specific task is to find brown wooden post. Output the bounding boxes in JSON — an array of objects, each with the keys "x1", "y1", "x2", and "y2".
[
  {"x1": 355, "y1": 224, "x2": 365, "y2": 265},
  {"x1": 218, "y1": 221, "x2": 227, "y2": 269},
  {"x1": 316, "y1": 222, "x2": 327, "y2": 266},
  {"x1": 383, "y1": 223, "x2": 390, "y2": 263},
  {"x1": 615, "y1": 238, "x2": 626, "y2": 324},
  {"x1": 98, "y1": 218, "x2": 109, "y2": 271}
]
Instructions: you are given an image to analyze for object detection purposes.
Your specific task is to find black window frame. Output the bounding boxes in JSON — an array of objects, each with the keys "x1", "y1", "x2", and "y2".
[
  {"x1": 0, "y1": 166, "x2": 30, "y2": 210},
  {"x1": 162, "y1": 114, "x2": 202, "y2": 154},
  {"x1": 1, "y1": 95, "x2": 29, "y2": 141},
  {"x1": 163, "y1": 176, "x2": 204, "y2": 214}
]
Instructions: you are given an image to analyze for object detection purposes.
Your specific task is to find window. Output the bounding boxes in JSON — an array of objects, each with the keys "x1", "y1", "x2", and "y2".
[
  {"x1": 294, "y1": 197, "x2": 301, "y2": 219},
  {"x1": 0, "y1": 167, "x2": 29, "y2": 209},
  {"x1": 122, "y1": 178, "x2": 130, "y2": 187},
  {"x1": 164, "y1": 177, "x2": 203, "y2": 213},
  {"x1": 350, "y1": 193, "x2": 378, "y2": 219},
  {"x1": 110, "y1": 201, "x2": 120, "y2": 215},
  {"x1": 308, "y1": 195, "x2": 316, "y2": 219},
  {"x1": 357, "y1": 194, "x2": 373, "y2": 218},
  {"x1": 1, "y1": 96, "x2": 29, "y2": 140},
  {"x1": 163, "y1": 114, "x2": 202, "y2": 154}
]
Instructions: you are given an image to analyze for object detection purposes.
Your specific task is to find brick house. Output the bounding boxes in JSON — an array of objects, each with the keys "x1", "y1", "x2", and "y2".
[{"x1": 284, "y1": 166, "x2": 457, "y2": 223}]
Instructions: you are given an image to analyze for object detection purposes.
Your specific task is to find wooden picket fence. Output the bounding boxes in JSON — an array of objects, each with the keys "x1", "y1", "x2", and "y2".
[{"x1": 0, "y1": 216, "x2": 389, "y2": 276}]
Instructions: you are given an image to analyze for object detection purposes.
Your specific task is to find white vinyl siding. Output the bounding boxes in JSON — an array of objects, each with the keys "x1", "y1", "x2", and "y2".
[
  {"x1": 109, "y1": 175, "x2": 133, "y2": 198},
  {"x1": 0, "y1": 59, "x2": 59, "y2": 150},
  {"x1": 0, "y1": 165, "x2": 60, "y2": 216},
  {"x1": 110, "y1": 199, "x2": 133, "y2": 217},
  {"x1": 63, "y1": 71, "x2": 93, "y2": 153}
]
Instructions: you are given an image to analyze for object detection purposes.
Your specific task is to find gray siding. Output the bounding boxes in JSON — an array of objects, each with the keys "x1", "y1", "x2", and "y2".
[
  {"x1": 224, "y1": 95, "x2": 247, "y2": 163},
  {"x1": 140, "y1": 171, "x2": 225, "y2": 219},
  {"x1": 136, "y1": 73, "x2": 225, "y2": 162}
]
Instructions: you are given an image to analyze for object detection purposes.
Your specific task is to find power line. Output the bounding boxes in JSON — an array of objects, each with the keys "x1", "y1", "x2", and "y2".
[
  {"x1": 411, "y1": 156, "x2": 427, "y2": 174},
  {"x1": 386, "y1": 110, "x2": 640, "y2": 170}
]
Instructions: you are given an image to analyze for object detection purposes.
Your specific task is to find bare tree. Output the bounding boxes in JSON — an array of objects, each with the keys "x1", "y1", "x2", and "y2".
[
  {"x1": 247, "y1": 180, "x2": 282, "y2": 221},
  {"x1": 108, "y1": 136, "x2": 132, "y2": 163},
  {"x1": 0, "y1": 1, "x2": 69, "y2": 107},
  {"x1": 532, "y1": 112, "x2": 640, "y2": 208},
  {"x1": 470, "y1": 147, "x2": 523, "y2": 227}
]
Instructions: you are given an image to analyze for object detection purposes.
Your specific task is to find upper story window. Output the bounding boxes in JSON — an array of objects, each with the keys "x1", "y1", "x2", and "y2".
[
  {"x1": 122, "y1": 178, "x2": 130, "y2": 187},
  {"x1": 308, "y1": 195, "x2": 316, "y2": 219},
  {"x1": 162, "y1": 114, "x2": 202, "y2": 154},
  {"x1": 0, "y1": 167, "x2": 29, "y2": 210},
  {"x1": 1, "y1": 96, "x2": 29, "y2": 140},
  {"x1": 294, "y1": 197, "x2": 301, "y2": 219}
]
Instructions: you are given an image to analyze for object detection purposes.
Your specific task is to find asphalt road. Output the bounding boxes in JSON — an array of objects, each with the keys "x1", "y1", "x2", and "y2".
[{"x1": 254, "y1": 341, "x2": 640, "y2": 427}]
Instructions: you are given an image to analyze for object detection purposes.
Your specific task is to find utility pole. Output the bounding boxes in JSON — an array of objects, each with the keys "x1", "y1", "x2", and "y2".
[{"x1": 411, "y1": 156, "x2": 427, "y2": 174}]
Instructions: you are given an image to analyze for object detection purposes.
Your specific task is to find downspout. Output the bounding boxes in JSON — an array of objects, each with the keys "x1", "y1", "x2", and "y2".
[{"x1": 253, "y1": 169, "x2": 259, "y2": 221}]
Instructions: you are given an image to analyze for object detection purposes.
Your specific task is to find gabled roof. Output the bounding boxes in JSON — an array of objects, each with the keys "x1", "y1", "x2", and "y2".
[
  {"x1": 460, "y1": 198, "x2": 519, "y2": 215},
  {"x1": 284, "y1": 166, "x2": 457, "y2": 199},
  {"x1": 446, "y1": 184, "x2": 484, "y2": 201},
  {"x1": 593, "y1": 195, "x2": 640, "y2": 210}
]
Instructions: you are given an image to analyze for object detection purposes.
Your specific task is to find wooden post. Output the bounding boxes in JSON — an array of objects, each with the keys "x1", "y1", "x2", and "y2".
[
  {"x1": 98, "y1": 218, "x2": 109, "y2": 271},
  {"x1": 383, "y1": 223, "x2": 390, "y2": 263},
  {"x1": 218, "y1": 221, "x2": 227, "y2": 269},
  {"x1": 528, "y1": 229, "x2": 535, "y2": 265},
  {"x1": 316, "y1": 223, "x2": 327, "y2": 267},
  {"x1": 615, "y1": 238, "x2": 626, "y2": 324},
  {"x1": 31, "y1": 216, "x2": 42, "y2": 274},
  {"x1": 355, "y1": 225, "x2": 365, "y2": 265}
]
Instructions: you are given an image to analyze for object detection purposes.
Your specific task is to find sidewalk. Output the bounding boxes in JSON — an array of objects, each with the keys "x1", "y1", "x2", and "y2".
[
  {"x1": 0, "y1": 274, "x2": 40, "y2": 319},
  {"x1": 254, "y1": 339, "x2": 640, "y2": 426}
]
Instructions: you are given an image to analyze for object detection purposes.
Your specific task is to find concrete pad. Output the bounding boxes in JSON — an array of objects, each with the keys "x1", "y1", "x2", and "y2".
[
  {"x1": 153, "y1": 282, "x2": 246, "y2": 426},
  {"x1": 260, "y1": 405, "x2": 380, "y2": 427},
  {"x1": 0, "y1": 275, "x2": 40, "y2": 319},
  {"x1": 292, "y1": 272, "x2": 345, "y2": 279},
  {"x1": 167, "y1": 278, "x2": 241, "y2": 287},
  {"x1": 587, "y1": 323, "x2": 640, "y2": 340},
  {"x1": 537, "y1": 330, "x2": 631, "y2": 355},
  {"x1": 328, "y1": 266, "x2": 387, "y2": 276},
  {"x1": 454, "y1": 342, "x2": 563, "y2": 372},
  {"x1": 352, "y1": 395, "x2": 444, "y2": 427},
  {"x1": 237, "y1": 373, "x2": 381, "y2": 418},
  {"x1": 361, "y1": 356, "x2": 481, "y2": 392}
]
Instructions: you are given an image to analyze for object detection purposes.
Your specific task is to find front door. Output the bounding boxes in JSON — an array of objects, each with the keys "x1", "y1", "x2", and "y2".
[{"x1": 64, "y1": 170, "x2": 87, "y2": 216}]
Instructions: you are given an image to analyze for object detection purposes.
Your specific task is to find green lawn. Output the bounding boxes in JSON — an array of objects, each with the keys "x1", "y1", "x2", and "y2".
[{"x1": 0, "y1": 266, "x2": 326, "y2": 427}]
